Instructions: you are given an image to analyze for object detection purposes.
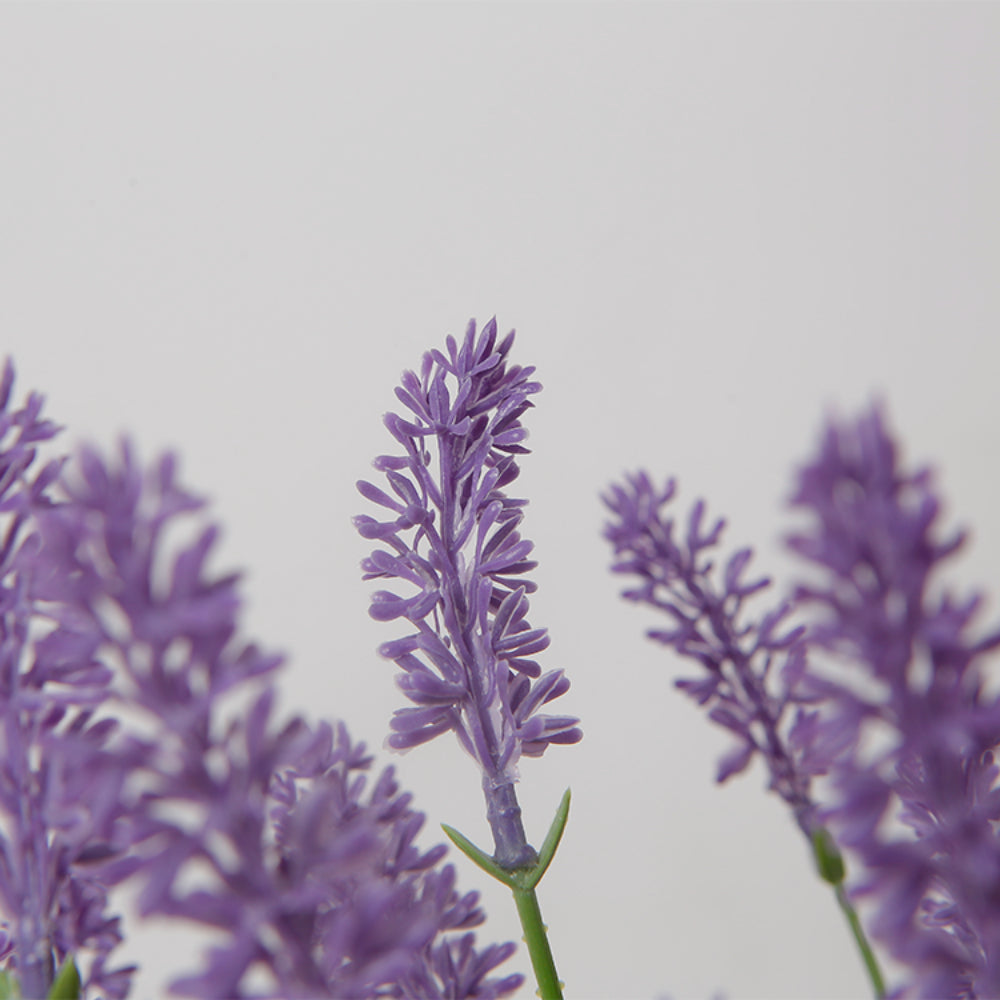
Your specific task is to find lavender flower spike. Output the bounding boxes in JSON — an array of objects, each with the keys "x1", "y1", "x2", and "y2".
[
  {"x1": 356, "y1": 319, "x2": 580, "y2": 867},
  {"x1": 0, "y1": 360, "x2": 135, "y2": 1000},
  {"x1": 788, "y1": 405, "x2": 1000, "y2": 999},
  {"x1": 602, "y1": 471, "x2": 825, "y2": 837},
  {"x1": 34, "y1": 437, "x2": 524, "y2": 999},
  {"x1": 602, "y1": 469, "x2": 891, "y2": 996}
]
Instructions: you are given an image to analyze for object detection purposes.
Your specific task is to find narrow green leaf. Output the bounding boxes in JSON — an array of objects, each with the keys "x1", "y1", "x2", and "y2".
[
  {"x1": 0, "y1": 970, "x2": 20, "y2": 1000},
  {"x1": 522, "y1": 788, "x2": 571, "y2": 890},
  {"x1": 442, "y1": 794, "x2": 570, "y2": 999},
  {"x1": 442, "y1": 789, "x2": 572, "y2": 892},
  {"x1": 440, "y1": 823, "x2": 522, "y2": 888},
  {"x1": 46, "y1": 958, "x2": 80, "y2": 1000}
]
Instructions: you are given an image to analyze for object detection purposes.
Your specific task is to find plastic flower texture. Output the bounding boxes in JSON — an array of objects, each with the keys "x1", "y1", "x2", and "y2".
[
  {"x1": 601, "y1": 472, "x2": 825, "y2": 835},
  {"x1": 603, "y1": 403, "x2": 1000, "y2": 1000},
  {"x1": 355, "y1": 318, "x2": 580, "y2": 999},
  {"x1": 354, "y1": 318, "x2": 580, "y2": 863},
  {"x1": 0, "y1": 359, "x2": 135, "y2": 1000},
  {"x1": 786, "y1": 405, "x2": 1000, "y2": 1000},
  {"x1": 0, "y1": 359, "x2": 522, "y2": 1000},
  {"x1": 20, "y1": 310, "x2": 1000, "y2": 1000},
  {"x1": 601, "y1": 466, "x2": 886, "y2": 993}
]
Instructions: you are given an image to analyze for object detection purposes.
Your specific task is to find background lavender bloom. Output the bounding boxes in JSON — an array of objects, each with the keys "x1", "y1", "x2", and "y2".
[
  {"x1": 29, "y1": 436, "x2": 522, "y2": 998},
  {"x1": 392, "y1": 932, "x2": 523, "y2": 1000},
  {"x1": 355, "y1": 319, "x2": 580, "y2": 865},
  {"x1": 272, "y1": 724, "x2": 523, "y2": 1000},
  {"x1": 787, "y1": 405, "x2": 1000, "y2": 999},
  {"x1": 603, "y1": 471, "x2": 826, "y2": 838},
  {"x1": 0, "y1": 360, "x2": 135, "y2": 999}
]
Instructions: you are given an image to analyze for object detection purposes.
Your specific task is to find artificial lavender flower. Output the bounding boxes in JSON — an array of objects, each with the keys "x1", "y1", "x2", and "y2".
[
  {"x1": 272, "y1": 724, "x2": 523, "y2": 1000},
  {"x1": 0, "y1": 359, "x2": 135, "y2": 999},
  {"x1": 602, "y1": 471, "x2": 825, "y2": 836},
  {"x1": 787, "y1": 405, "x2": 1000, "y2": 999},
  {"x1": 355, "y1": 319, "x2": 580, "y2": 867},
  {"x1": 29, "y1": 436, "x2": 522, "y2": 998},
  {"x1": 393, "y1": 932, "x2": 523, "y2": 1000}
]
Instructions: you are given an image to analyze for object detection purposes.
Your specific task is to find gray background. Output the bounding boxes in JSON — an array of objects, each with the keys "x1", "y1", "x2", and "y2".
[{"x1": 2, "y1": 4, "x2": 999, "y2": 997}]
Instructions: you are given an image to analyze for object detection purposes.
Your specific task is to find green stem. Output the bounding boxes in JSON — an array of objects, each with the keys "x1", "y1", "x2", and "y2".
[
  {"x1": 442, "y1": 789, "x2": 571, "y2": 998},
  {"x1": 811, "y1": 827, "x2": 885, "y2": 999},
  {"x1": 835, "y1": 883, "x2": 885, "y2": 999},
  {"x1": 513, "y1": 886, "x2": 563, "y2": 999}
]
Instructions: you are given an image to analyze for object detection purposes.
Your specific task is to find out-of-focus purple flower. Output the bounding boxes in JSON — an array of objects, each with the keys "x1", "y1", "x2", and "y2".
[
  {"x1": 32, "y1": 437, "x2": 522, "y2": 998},
  {"x1": 393, "y1": 932, "x2": 524, "y2": 999},
  {"x1": 0, "y1": 359, "x2": 135, "y2": 1000},
  {"x1": 603, "y1": 471, "x2": 825, "y2": 836},
  {"x1": 787, "y1": 405, "x2": 1000, "y2": 999},
  {"x1": 355, "y1": 319, "x2": 580, "y2": 866},
  {"x1": 270, "y1": 723, "x2": 522, "y2": 1000}
]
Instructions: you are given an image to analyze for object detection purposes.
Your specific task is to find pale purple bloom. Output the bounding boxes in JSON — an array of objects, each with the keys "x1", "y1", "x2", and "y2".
[
  {"x1": 0, "y1": 354, "x2": 520, "y2": 999},
  {"x1": 356, "y1": 319, "x2": 580, "y2": 866},
  {"x1": 0, "y1": 359, "x2": 135, "y2": 999},
  {"x1": 271, "y1": 724, "x2": 521, "y2": 1000},
  {"x1": 393, "y1": 932, "x2": 524, "y2": 999},
  {"x1": 603, "y1": 471, "x2": 825, "y2": 835},
  {"x1": 30, "y1": 438, "x2": 523, "y2": 998},
  {"x1": 787, "y1": 405, "x2": 1000, "y2": 999},
  {"x1": 605, "y1": 406, "x2": 1000, "y2": 997}
]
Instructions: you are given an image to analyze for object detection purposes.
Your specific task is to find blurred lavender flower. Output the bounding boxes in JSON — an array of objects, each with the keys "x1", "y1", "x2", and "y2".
[
  {"x1": 0, "y1": 360, "x2": 135, "y2": 999},
  {"x1": 787, "y1": 405, "x2": 1000, "y2": 999},
  {"x1": 602, "y1": 471, "x2": 825, "y2": 836},
  {"x1": 393, "y1": 932, "x2": 523, "y2": 1000},
  {"x1": 272, "y1": 725, "x2": 523, "y2": 1000},
  {"x1": 28, "y1": 437, "x2": 523, "y2": 999},
  {"x1": 355, "y1": 319, "x2": 580, "y2": 866}
]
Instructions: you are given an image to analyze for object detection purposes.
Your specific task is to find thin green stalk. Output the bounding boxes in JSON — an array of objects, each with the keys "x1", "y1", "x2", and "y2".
[
  {"x1": 513, "y1": 885, "x2": 562, "y2": 999},
  {"x1": 835, "y1": 883, "x2": 886, "y2": 999},
  {"x1": 812, "y1": 827, "x2": 885, "y2": 999}
]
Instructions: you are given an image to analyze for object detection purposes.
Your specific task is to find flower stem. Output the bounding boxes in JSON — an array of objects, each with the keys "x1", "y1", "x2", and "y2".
[
  {"x1": 443, "y1": 788, "x2": 571, "y2": 999},
  {"x1": 811, "y1": 827, "x2": 885, "y2": 999},
  {"x1": 483, "y1": 777, "x2": 538, "y2": 869},
  {"x1": 513, "y1": 886, "x2": 563, "y2": 999},
  {"x1": 834, "y1": 883, "x2": 885, "y2": 999}
]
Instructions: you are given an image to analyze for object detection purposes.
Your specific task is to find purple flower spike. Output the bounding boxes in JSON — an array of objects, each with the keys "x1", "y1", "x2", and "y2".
[
  {"x1": 788, "y1": 405, "x2": 1000, "y2": 999},
  {"x1": 356, "y1": 320, "x2": 580, "y2": 866},
  {"x1": 603, "y1": 470, "x2": 824, "y2": 836},
  {"x1": 0, "y1": 359, "x2": 134, "y2": 1000},
  {"x1": 32, "y1": 437, "x2": 523, "y2": 999}
]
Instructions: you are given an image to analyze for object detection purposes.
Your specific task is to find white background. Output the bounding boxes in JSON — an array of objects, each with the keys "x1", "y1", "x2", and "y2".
[{"x1": 2, "y1": 4, "x2": 999, "y2": 998}]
